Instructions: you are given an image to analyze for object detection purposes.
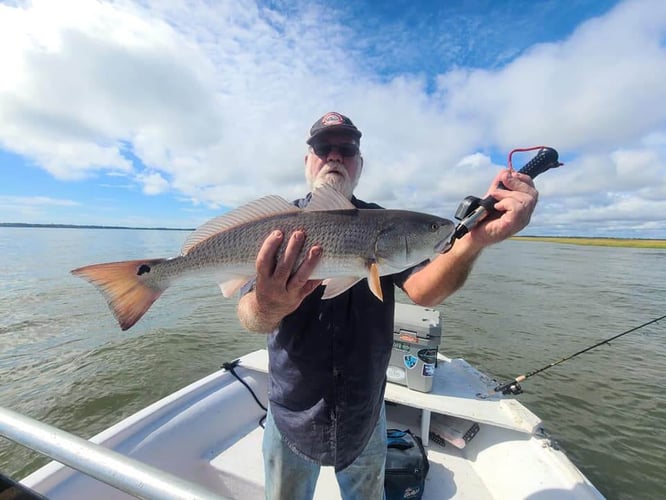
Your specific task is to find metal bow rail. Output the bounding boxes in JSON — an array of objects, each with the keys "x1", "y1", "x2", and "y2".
[{"x1": 0, "y1": 406, "x2": 227, "y2": 500}]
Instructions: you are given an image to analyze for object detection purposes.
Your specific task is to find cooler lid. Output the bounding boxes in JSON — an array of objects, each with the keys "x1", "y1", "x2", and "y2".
[{"x1": 394, "y1": 303, "x2": 441, "y2": 339}]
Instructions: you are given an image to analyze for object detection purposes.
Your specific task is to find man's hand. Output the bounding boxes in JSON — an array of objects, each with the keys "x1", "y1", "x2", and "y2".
[
  {"x1": 467, "y1": 168, "x2": 538, "y2": 247},
  {"x1": 255, "y1": 230, "x2": 323, "y2": 316},
  {"x1": 238, "y1": 230, "x2": 323, "y2": 333},
  {"x1": 402, "y1": 168, "x2": 538, "y2": 307}
]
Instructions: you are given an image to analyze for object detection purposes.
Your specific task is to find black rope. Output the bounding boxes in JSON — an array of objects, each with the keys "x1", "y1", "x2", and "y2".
[
  {"x1": 494, "y1": 313, "x2": 666, "y2": 395},
  {"x1": 222, "y1": 359, "x2": 268, "y2": 427}
]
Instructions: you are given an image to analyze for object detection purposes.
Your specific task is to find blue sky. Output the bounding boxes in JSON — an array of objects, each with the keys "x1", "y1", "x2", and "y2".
[{"x1": 1, "y1": 0, "x2": 665, "y2": 237}]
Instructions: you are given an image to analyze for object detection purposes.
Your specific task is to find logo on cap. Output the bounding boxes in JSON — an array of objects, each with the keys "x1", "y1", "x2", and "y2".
[{"x1": 321, "y1": 112, "x2": 345, "y2": 127}]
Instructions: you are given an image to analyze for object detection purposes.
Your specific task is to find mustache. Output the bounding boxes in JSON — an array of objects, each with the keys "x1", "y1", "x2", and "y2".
[{"x1": 321, "y1": 162, "x2": 349, "y2": 177}]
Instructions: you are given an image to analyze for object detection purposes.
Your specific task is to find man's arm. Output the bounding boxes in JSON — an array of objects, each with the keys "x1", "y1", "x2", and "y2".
[
  {"x1": 402, "y1": 169, "x2": 538, "y2": 306},
  {"x1": 237, "y1": 229, "x2": 323, "y2": 333}
]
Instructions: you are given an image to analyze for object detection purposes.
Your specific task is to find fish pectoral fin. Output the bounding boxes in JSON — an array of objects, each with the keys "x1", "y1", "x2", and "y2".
[
  {"x1": 367, "y1": 262, "x2": 383, "y2": 302},
  {"x1": 218, "y1": 277, "x2": 252, "y2": 298},
  {"x1": 321, "y1": 277, "x2": 364, "y2": 299}
]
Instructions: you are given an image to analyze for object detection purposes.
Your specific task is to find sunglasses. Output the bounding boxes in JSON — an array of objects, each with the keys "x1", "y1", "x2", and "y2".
[{"x1": 311, "y1": 143, "x2": 359, "y2": 158}]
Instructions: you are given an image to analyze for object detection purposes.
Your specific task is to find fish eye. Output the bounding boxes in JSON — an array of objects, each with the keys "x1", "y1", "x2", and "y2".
[{"x1": 429, "y1": 222, "x2": 439, "y2": 232}]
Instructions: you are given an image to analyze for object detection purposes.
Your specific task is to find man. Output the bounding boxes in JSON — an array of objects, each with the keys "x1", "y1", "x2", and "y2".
[{"x1": 237, "y1": 112, "x2": 538, "y2": 499}]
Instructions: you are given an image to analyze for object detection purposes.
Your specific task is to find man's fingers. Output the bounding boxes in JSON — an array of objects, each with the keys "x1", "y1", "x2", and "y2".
[
  {"x1": 301, "y1": 279, "x2": 324, "y2": 298},
  {"x1": 501, "y1": 170, "x2": 536, "y2": 192},
  {"x1": 492, "y1": 180, "x2": 538, "y2": 212},
  {"x1": 481, "y1": 172, "x2": 539, "y2": 240},
  {"x1": 485, "y1": 169, "x2": 535, "y2": 198},
  {"x1": 255, "y1": 230, "x2": 323, "y2": 302},
  {"x1": 256, "y1": 230, "x2": 284, "y2": 276},
  {"x1": 287, "y1": 246, "x2": 323, "y2": 293},
  {"x1": 272, "y1": 231, "x2": 307, "y2": 281}
]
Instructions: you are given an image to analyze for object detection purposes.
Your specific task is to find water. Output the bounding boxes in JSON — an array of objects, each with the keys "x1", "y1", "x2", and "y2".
[{"x1": 1, "y1": 228, "x2": 664, "y2": 499}]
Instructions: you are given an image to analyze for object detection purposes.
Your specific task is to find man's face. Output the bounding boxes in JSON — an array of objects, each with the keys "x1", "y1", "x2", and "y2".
[{"x1": 305, "y1": 132, "x2": 363, "y2": 199}]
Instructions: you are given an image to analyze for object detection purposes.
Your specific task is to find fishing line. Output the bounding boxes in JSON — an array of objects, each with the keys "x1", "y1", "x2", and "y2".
[{"x1": 486, "y1": 313, "x2": 666, "y2": 397}]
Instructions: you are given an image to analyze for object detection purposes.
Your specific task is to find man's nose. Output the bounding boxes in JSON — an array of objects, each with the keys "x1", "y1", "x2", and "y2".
[{"x1": 327, "y1": 146, "x2": 344, "y2": 162}]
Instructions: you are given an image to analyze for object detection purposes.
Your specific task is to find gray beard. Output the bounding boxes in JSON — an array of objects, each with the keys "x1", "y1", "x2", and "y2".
[{"x1": 308, "y1": 162, "x2": 357, "y2": 199}]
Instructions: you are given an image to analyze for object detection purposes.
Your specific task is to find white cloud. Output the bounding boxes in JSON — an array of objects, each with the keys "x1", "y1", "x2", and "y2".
[
  {"x1": 0, "y1": 195, "x2": 80, "y2": 223},
  {"x1": 0, "y1": 196, "x2": 79, "y2": 207},
  {"x1": 0, "y1": 0, "x2": 221, "y2": 180},
  {"x1": 433, "y1": 0, "x2": 666, "y2": 152},
  {"x1": 0, "y1": 0, "x2": 665, "y2": 236},
  {"x1": 138, "y1": 172, "x2": 170, "y2": 195}
]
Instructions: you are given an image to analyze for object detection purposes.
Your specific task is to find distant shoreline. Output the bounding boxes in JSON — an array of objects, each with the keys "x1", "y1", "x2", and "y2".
[
  {"x1": 0, "y1": 222, "x2": 193, "y2": 231},
  {"x1": 512, "y1": 236, "x2": 666, "y2": 249},
  {"x1": 2, "y1": 224, "x2": 664, "y2": 248}
]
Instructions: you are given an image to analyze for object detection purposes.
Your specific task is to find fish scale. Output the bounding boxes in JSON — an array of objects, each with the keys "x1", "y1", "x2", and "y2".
[{"x1": 171, "y1": 210, "x2": 381, "y2": 279}]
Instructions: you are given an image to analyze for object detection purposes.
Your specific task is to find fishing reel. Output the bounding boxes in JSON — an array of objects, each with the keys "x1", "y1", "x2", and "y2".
[
  {"x1": 454, "y1": 196, "x2": 488, "y2": 221},
  {"x1": 495, "y1": 381, "x2": 523, "y2": 395}
]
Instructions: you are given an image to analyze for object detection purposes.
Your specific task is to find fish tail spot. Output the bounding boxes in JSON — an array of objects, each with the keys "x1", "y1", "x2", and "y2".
[
  {"x1": 71, "y1": 258, "x2": 167, "y2": 330},
  {"x1": 137, "y1": 264, "x2": 152, "y2": 275}
]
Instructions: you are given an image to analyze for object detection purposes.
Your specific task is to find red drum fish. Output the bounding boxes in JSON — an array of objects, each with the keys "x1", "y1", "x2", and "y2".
[{"x1": 72, "y1": 186, "x2": 454, "y2": 330}]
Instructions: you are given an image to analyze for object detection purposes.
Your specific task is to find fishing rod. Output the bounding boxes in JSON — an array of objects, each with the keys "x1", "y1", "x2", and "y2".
[
  {"x1": 451, "y1": 146, "x2": 562, "y2": 243},
  {"x1": 490, "y1": 314, "x2": 666, "y2": 397}
]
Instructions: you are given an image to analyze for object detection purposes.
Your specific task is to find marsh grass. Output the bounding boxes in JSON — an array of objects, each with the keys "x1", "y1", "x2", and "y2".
[{"x1": 512, "y1": 236, "x2": 666, "y2": 249}]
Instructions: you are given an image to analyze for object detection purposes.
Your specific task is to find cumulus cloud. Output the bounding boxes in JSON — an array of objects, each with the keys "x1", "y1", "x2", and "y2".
[
  {"x1": 0, "y1": 0, "x2": 665, "y2": 236},
  {"x1": 137, "y1": 171, "x2": 170, "y2": 195}
]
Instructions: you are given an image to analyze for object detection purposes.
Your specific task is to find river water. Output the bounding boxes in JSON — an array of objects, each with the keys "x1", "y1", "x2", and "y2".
[{"x1": 0, "y1": 227, "x2": 664, "y2": 499}]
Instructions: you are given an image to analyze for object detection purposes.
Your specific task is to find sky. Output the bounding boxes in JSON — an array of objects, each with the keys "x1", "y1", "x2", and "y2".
[{"x1": 1, "y1": 0, "x2": 665, "y2": 238}]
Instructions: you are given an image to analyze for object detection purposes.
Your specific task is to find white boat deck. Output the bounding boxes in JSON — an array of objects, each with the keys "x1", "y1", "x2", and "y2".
[
  {"x1": 20, "y1": 349, "x2": 603, "y2": 499},
  {"x1": 240, "y1": 349, "x2": 542, "y2": 439},
  {"x1": 209, "y1": 405, "x2": 494, "y2": 500},
  {"x1": 208, "y1": 350, "x2": 597, "y2": 500}
]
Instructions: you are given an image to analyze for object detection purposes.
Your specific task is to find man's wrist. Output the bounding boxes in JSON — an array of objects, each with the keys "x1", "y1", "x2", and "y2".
[{"x1": 239, "y1": 292, "x2": 284, "y2": 333}]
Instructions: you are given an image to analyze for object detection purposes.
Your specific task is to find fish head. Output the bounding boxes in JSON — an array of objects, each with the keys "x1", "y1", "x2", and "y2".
[{"x1": 375, "y1": 211, "x2": 455, "y2": 268}]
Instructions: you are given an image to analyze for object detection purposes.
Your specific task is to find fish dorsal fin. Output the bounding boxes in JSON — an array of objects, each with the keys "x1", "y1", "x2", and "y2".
[
  {"x1": 305, "y1": 185, "x2": 355, "y2": 212},
  {"x1": 181, "y1": 195, "x2": 299, "y2": 255}
]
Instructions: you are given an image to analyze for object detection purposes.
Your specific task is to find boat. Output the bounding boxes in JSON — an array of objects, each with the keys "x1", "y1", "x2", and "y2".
[{"x1": 1, "y1": 304, "x2": 604, "y2": 499}]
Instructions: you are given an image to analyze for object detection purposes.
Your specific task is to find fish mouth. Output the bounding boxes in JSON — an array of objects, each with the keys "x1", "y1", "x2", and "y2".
[{"x1": 435, "y1": 235, "x2": 454, "y2": 254}]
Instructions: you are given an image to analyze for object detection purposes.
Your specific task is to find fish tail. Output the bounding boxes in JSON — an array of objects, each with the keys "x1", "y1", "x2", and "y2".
[{"x1": 71, "y1": 259, "x2": 168, "y2": 331}]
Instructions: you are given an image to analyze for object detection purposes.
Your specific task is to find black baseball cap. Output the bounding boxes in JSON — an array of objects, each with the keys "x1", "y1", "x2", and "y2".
[{"x1": 306, "y1": 112, "x2": 362, "y2": 145}]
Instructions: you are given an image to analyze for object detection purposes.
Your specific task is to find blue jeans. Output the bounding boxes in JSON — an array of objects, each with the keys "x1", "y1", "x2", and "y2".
[{"x1": 263, "y1": 405, "x2": 387, "y2": 500}]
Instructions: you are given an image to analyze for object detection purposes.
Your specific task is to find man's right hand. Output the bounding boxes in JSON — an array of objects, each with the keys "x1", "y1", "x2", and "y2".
[{"x1": 237, "y1": 230, "x2": 323, "y2": 333}]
